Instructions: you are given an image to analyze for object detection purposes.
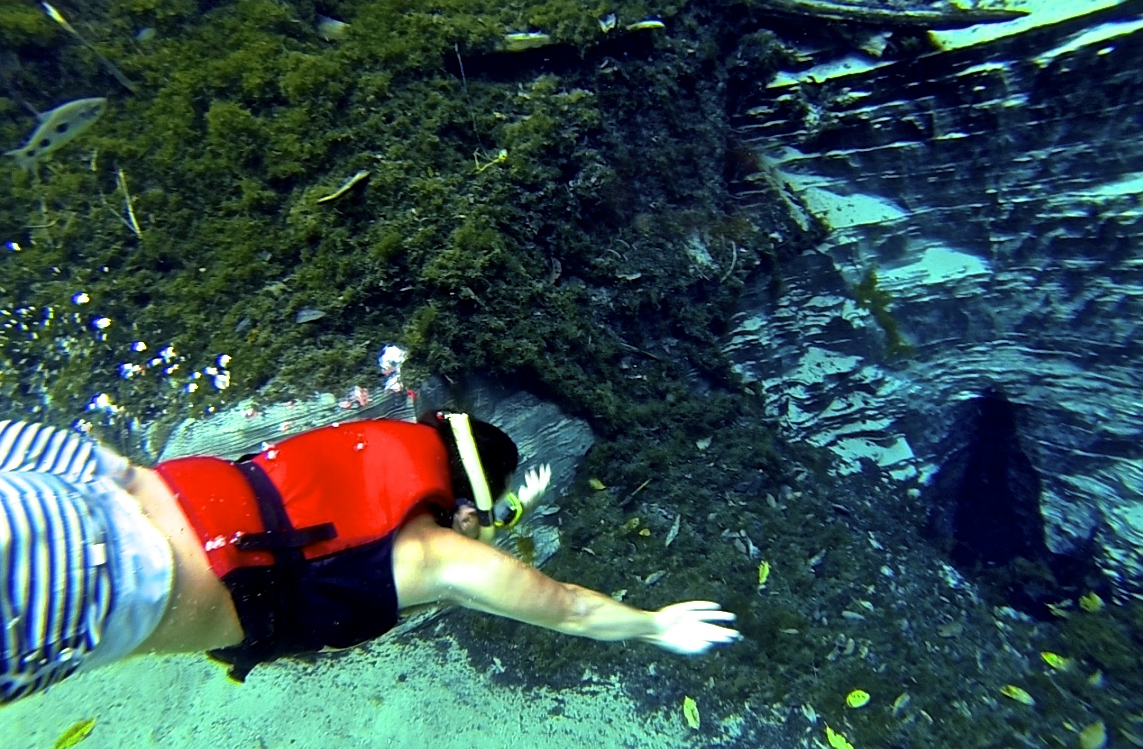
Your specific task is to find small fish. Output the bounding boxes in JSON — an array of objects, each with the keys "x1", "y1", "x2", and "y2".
[
  {"x1": 845, "y1": 689, "x2": 870, "y2": 709},
  {"x1": 682, "y1": 696, "x2": 700, "y2": 729},
  {"x1": 295, "y1": 307, "x2": 326, "y2": 323},
  {"x1": 316, "y1": 15, "x2": 349, "y2": 41},
  {"x1": 5, "y1": 98, "x2": 106, "y2": 169},
  {"x1": 1040, "y1": 651, "x2": 1072, "y2": 671},
  {"x1": 1079, "y1": 592, "x2": 1103, "y2": 613},
  {"x1": 999, "y1": 684, "x2": 1035, "y2": 705},
  {"x1": 53, "y1": 718, "x2": 96, "y2": 749}
]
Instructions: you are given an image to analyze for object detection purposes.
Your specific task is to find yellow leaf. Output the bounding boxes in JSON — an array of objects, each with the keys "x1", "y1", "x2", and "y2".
[
  {"x1": 1079, "y1": 720, "x2": 1107, "y2": 749},
  {"x1": 845, "y1": 689, "x2": 870, "y2": 708},
  {"x1": 1039, "y1": 651, "x2": 1072, "y2": 671},
  {"x1": 825, "y1": 725, "x2": 855, "y2": 749},
  {"x1": 54, "y1": 718, "x2": 96, "y2": 749},
  {"x1": 757, "y1": 560, "x2": 771, "y2": 587},
  {"x1": 999, "y1": 684, "x2": 1035, "y2": 705},
  {"x1": 626, "y1": 19, "x2": 666, "y2": 31},
  {"x1": 588, "y1": 478, "x2": 606, "y2": 491},
  {"x1": 1079, "y1": 592, "x2": 1103, "y2": 613},
  {"x1": 682, "y1": 696, "x2": 700, "y2": 730}
]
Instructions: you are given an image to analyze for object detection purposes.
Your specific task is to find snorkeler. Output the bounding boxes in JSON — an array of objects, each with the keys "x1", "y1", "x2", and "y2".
[{"x1": 0, "y1": 413, "x2": 741, "y2": 702}]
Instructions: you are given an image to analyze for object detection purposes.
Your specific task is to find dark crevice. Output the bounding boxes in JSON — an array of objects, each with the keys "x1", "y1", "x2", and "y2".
[{"x1": 925, "y1": 388, "x2": 1105, "y2": 618}]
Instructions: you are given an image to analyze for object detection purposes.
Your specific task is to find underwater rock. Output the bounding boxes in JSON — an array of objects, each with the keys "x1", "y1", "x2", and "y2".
[{"x1": 725, "y1": 2, "x2": 1143, "y2": 597}]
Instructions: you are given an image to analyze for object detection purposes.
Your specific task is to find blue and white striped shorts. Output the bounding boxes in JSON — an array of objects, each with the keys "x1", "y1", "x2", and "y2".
[{"x1": 0, "y1": 420, "x2": 173, "y2": 704}]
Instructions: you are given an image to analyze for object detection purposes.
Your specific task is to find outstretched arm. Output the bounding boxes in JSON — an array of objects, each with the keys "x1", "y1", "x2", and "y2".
[
  {"x1": 440, "y1": 535, "x2": 655, "y2": 641},
  {"x1": 395, "y1": 514, "x2": 740, "y2": 653}
]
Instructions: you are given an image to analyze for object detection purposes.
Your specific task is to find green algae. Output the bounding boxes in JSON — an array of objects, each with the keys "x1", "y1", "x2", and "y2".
[
  {"x1": 854, "y1": 267, "x2": 915, "y2": 358},
  {"x1": 7, "y1": 2, "x2": 744, "y2": 433},
  {"x1": 0, "y1": 4, "x2": 54, "y2": 50}
]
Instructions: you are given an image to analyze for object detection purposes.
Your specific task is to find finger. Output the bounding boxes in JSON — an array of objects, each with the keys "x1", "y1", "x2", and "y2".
[
  {"x1": 688, "y1": 629, "x2": 739, "y2": 648},
  {"x1": 686, "y1": 619, "x2": 738, "y2": 635},
  {"x1": 671, "y1": 600, "x2": 722, "y2": 612},
  {"x1": 701, "y1": 624, "x2": 742, "y2": 640}
]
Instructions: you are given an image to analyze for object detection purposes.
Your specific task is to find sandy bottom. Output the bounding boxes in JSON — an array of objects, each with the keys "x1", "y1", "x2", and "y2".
[{"x1": 1, "y1": 618, "x2": 694, "y2": 749}]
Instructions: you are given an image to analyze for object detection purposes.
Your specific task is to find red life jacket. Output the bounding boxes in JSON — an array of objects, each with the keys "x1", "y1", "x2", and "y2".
[{"x1": 156, "y1": 420, "x2": 454, "y2": 579}]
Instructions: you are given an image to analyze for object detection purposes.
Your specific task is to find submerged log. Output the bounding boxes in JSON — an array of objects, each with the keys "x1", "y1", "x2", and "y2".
[{"x1": 756, "y1": 0, "x2": 1029, "y2": 29}]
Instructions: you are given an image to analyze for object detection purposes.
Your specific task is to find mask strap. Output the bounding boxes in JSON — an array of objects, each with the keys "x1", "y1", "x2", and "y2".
[{"x1": 443, "y1": 412, "x2": 495, "y2": 541}]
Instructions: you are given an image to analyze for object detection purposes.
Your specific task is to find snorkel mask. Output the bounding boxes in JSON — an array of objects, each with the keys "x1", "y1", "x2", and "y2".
[
  {"x1": 444, "y1": 412, "x2": 524, "y2": 541},
  {"x1": 453, "y1": 494, "x2": 526, "y2": 531}
]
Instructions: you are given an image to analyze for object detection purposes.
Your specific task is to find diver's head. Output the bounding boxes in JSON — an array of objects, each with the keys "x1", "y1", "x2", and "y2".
[{"x1": 418, "y1": 409, "x2": 519, "y2": 527}]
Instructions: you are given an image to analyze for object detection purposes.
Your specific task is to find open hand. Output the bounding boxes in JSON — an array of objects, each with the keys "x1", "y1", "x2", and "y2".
[
  {"x1": 516, "y1": 463, "x2": 552, "y2": 509},
  {"x1": 641, "y1": 601, "x2": 742, "y2": 655}
]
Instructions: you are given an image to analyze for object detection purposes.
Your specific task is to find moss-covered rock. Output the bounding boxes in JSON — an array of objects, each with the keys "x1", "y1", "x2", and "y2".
[{"x1": 2, "y1": 0, "x2": 791, "y2": 439}]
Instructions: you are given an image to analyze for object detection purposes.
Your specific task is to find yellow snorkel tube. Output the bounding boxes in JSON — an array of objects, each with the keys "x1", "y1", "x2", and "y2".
[{"x1": 445, "y1": 412, "x2": 498, "y2": 543}]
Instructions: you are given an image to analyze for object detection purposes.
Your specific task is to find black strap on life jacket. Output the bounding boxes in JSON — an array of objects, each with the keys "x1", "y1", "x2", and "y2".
[
  {"x1": 207, "y1": 460, "x2": 337, "y2": 683},
  {"x1": 232, "y1": 461, "x2": 337, "y2": 555}
]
